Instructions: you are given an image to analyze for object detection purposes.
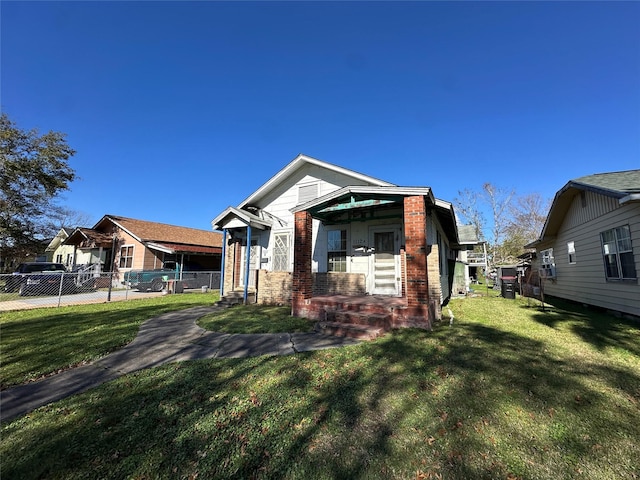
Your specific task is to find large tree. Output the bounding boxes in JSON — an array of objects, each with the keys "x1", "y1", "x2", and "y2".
[{"x1": 0, "y1": 113, "x2": 77, "y2": 267}]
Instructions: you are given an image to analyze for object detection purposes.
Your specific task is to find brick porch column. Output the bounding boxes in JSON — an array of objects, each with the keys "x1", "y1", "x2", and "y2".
[
  {"x1": 292, "y1": 210, "x2": 313, "y2": 317},
  {"x1": 403, "y1": 196, "x2": 430, "y2": 312}
]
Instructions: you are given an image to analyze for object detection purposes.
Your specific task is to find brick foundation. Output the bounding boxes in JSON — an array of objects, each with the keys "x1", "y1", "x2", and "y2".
[
  {"x1": 256, "y1": 270, "x2": 292, "y2": 305},
  {"x1": 312, "y1": 272, "x2": 366, "y2": 296}
]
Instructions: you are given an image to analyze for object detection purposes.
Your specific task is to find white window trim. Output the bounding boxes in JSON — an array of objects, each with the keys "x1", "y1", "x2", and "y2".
[
  {"x1": 567, "y1": 241, "x2": 576, "y2": 264},
  {"x1": 119, "y1": 244, "x2": 135, "y2": 269}
]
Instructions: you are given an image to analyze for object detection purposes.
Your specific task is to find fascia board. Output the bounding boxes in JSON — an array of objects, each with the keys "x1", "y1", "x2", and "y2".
[
  {"x1": 238, "y1": 154, "x2": 395, "y2": 209},
  {"x1": 291, "y1": 186, "x2": 433, "y2": 213}
]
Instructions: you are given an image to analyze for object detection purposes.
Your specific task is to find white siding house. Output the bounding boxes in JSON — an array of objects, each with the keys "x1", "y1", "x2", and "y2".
[
  {"x1": 527, "y1": 170, "x2": 640, "y2": 317},
  {"x1": 212, "y1": 154, "x2": 461, "y2": 332}
]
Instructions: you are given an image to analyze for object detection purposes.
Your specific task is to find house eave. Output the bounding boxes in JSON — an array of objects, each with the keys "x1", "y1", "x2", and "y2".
[
  {"x1": 238, "y1": 154, "x2": 395, "y2": 210},
  {"x1": 211, "y1": 206, "x2": 273, "y2": 231}
]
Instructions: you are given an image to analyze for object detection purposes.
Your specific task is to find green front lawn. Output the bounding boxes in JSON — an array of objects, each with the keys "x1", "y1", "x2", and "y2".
[
  {"x1": 2, "y1": 294, "x2": 639, "y2": 479},
  {"x1": 0, "y1": 292, "x2": 219, "y2": 389},
  {"x1": 197, "y1": 304, "x2": 314, "y2": 333}
]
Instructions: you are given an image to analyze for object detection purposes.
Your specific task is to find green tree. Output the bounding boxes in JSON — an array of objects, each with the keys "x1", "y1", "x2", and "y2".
[{"x1": 0, "y1": 113, "x2": 77, "y2": 268}]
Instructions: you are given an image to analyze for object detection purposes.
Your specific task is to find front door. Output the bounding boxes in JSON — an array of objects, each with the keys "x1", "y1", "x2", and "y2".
[
  {"x1": 370, "y1": 228, "x2": 400, "y2": 295},
  {"x1": 240, "y1": 239, "x2": 260, "y2": 289}
]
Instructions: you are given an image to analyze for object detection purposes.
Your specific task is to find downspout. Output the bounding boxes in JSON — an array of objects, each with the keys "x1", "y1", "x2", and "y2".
[
  {"x1": 179, "y1": 253, "x2": 184, "y2": 280},
  {"x1": 220, "y1": 229, "x2": 227, "y2": 296},
  {"x1": 244, "y1": 225, "x2": 252, "y2": 305}
]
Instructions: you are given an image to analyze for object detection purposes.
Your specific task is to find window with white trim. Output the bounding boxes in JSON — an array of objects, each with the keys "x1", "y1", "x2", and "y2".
[
  {"x1": 540, "y1": 248, "x2": 555, "y2": 278},
  {"x1": 119, "y1": 245, "x2": 134, "y2": 268},
  {"x1": 272, "y1": 233, "x2": 290, "y2": 271},
  {"x1": 567, "y1": 241, "x2": 576, "y2": 264},
  {"x1": 327, "y1": 229, "x2": 347, "y2": 272},
  {"x1": 601, "y1": 225, "x2": 636, "y2": 280}
]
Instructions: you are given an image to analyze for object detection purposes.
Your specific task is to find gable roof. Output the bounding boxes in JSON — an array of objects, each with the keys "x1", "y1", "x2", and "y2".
[
  {"x1": 291, "y1": 185, "x2": 460, "y2": 246},
  {"x1": 527, "y1": 169, "x2": 640, "y2": 248},
  {"x1": 571, "y1": 170, "x2": 640, "y2": 197},
  {"x1": 45, "y1": 227, "x2": 76, "y2": 252},
  {"x1": 65, "y1": 227, "x2": 116, "y2": 248},
  {"x1": 65, "y1": 215, "x2": 222, "y2": 255},
  {"x1": 238, "y1": 153, "x2": 395, "y2": 209},
  {"x1": 212, "y1": 206, "x2": 274, "y2": 231},
  {"x1": 95, "y1": 215, "x2": 223, "y2": 248}
]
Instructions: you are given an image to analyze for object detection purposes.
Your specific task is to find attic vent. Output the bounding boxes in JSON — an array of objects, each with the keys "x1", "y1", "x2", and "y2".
[{"x1": 298, "y1": 184, "x2": 318, "y2": 205}]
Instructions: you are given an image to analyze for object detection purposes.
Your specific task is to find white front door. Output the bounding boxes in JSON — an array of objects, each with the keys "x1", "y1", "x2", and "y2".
[
  {"x1": 240, "y1": 240, "x2": 260, "y2": 289},
  {"x1": 369, "y1": 227, "x2": 400, "y2": 295}
]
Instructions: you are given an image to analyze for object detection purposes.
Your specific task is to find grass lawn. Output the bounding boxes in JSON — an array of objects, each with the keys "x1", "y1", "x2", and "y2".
[
  {"x1": 0, "y1": 292, "x2": 219, "y2": 389},
  {"x1": 2, "y1": 293, "x2": 639, "y2": 479},
  {"x1": 197, "y1": 304, "x2": 315, "y2": 334}
]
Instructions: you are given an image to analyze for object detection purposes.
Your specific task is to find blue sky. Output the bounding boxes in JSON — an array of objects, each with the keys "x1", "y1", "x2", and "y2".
[{"x1": 2, "y1": 1, "x2": 639, "y2": 232}]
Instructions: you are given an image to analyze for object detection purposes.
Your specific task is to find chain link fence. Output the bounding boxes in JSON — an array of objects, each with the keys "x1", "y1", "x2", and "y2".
[{"x1": 0, "y1": 270, "x2": 221, "y2": 311}]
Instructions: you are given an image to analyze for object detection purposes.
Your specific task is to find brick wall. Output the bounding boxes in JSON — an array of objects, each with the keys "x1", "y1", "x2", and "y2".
[
  {"x1": 223, "y1": 239, "x2": 237, "y2": 293},
  {"x1": 427, "y1": 243, "x2": 442, "y2": 321},
  {"x1": 256, "y1": 270, "x2": 292, "y2": 304},
  {"x1": 403, "y1": 196, "x2": 430, "y2": 307},
  {"x1": 292, "y1": 211, "x2": 313, "y2": 317},
  {"x1": 312, "y1": 272, "x2": 366, "y2": 296}
]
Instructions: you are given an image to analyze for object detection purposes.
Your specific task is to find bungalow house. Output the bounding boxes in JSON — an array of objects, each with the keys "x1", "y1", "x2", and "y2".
[
  {"x1": 63, "y1": 215, "x2": 223, "y2": 286},
  {"x1": 212, "y1": 154, "x2": 463, "y2": 335},
  {"x1": 526, "y1": 170, "x2": 640, "y2": 318},
  {"x1": 44, "y1": 227, "x2": 75, "y2": 267}
]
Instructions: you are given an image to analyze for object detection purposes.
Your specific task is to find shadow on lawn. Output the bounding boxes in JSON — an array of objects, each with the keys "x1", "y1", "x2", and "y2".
[
  {"x1": 528, "y1": 296, "x2": 640, "y2": 358},
  {"x1": 3, "y1": 314, "x2": 640, "y2": 479},
  {"x1": 1, "y1": 300, "x2": 212, "y2": 389}
]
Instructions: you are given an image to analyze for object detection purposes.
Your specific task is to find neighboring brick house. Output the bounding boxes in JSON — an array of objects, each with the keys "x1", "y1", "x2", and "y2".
[
  {"x1": 526, "y1": 170, "x2": 640, "y2": 317},
  {"x1": 212, "y1": 154, "x2": 463, "y2": 334},
  {"x1": 64, "y1": 215, "x2": 223, "y2": 284}
]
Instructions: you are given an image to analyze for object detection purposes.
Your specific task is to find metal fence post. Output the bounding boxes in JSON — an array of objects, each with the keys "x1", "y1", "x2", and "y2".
[
  {"x1": 107, "y1": 271, "x2": 113, "y2": 301},
  {"x1": 57, "y1": 272, "x2": 64, "y2": 308}
]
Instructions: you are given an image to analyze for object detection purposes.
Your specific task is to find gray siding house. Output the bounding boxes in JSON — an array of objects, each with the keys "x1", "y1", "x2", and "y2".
[{"x1": 527, "y1": 170, "x2": 640, "y2": 317}]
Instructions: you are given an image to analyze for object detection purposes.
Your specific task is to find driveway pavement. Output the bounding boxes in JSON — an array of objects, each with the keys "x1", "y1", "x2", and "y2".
[{"x1": 0, "y1": 306, "x2": 360, "y2": 424}]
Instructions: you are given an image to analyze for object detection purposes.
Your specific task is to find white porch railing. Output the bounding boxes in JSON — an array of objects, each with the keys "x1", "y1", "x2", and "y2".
[{"x1": 467, "y1": 252, "x2": 487, "y2": 266}]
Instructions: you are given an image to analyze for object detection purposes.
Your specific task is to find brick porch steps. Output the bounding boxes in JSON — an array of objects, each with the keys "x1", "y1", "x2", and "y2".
[
  {"x1": 315, "y1": 321, "x2": 385, "y2": 340},
  {"x1": 333, "y1": 310, "x2": 392, "y2": 330},
  {"x1": 308, "y1": 295, "x2": 407, "y2": 340}
]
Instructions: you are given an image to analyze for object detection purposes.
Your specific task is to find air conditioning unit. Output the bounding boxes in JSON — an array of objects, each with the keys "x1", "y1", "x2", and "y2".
[{"x1": 539, "y1": 266, "x2": 556, "y2": 279}]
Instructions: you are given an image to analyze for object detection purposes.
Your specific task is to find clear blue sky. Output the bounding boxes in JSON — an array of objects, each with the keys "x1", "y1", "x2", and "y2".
[{"x1": 3, "y1": 1, "x2": 639, "y2": 232}]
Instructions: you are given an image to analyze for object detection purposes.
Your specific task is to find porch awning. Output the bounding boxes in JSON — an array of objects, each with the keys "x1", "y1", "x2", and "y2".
[
  {"x1": 211, "y1": 206, "x2": 273, "y2": 231},
  {"x1": 146, "y1": 242, "x2": 222, "y2": 255},
  {"x1": 291, "y1": 186, "x2": 435, "y2": 222},
  {"x1": 291, "y1": 185, "x2": 461, "y2": 246},
  {"x1": 64, "y1": 228, "x2": 114, "y2": 248}
]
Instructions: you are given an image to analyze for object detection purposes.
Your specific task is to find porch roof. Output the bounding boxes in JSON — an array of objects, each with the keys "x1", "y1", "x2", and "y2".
[
  {"x1": 292, "y1": 186, "x2": 435, "y2": 216},
  {"x1": 211, "y1": 206, "x2": 273, "y2": 231},
  {"x1": 64, "y1": 228, "x2": 114, "y2": 248},
  {"x1": 292, "y1": 186, "x2": 460, "y2": 246},
  {"x1": 146, "y1": 242, "x2": 222, "y2": 255}
]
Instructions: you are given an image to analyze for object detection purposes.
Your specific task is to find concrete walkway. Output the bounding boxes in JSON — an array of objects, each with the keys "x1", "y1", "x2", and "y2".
[{"x1": 0, "y1": 306, "x2": 361, "y2": 424}]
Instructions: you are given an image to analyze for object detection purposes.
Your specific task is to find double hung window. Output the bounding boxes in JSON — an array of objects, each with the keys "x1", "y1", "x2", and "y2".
[
  {"x1": 327, "y1": 230, "x2": 347, "y2": 272},
  {"x1": 601, "y1": 225, "x2": 636, "y2": 280},
  {"x1": 119, "y1": 245, "x2": 134, "y2": 268}
]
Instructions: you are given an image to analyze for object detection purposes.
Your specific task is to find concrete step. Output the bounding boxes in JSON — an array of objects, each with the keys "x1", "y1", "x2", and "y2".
[
  {"x1": 315, "y1": 321, "x2": 384, "y2": 341},
  {"x1": 217, "y1": 291, "x2": 256, "y2": 306}
]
